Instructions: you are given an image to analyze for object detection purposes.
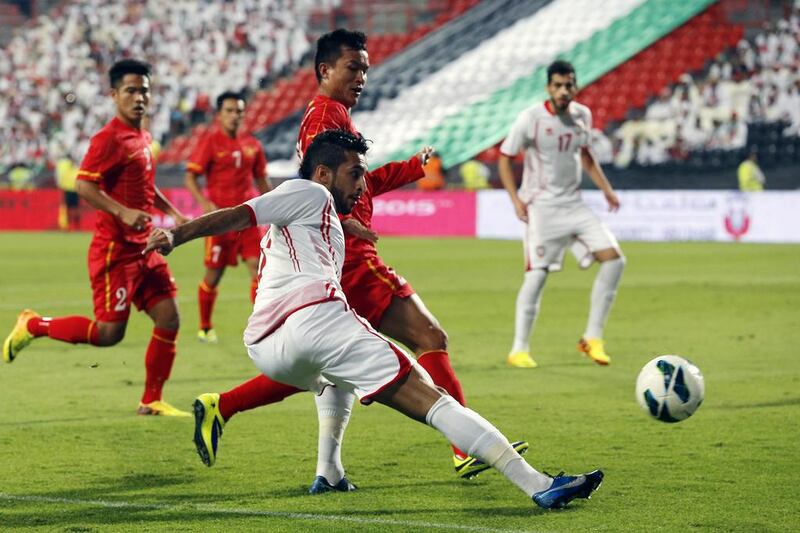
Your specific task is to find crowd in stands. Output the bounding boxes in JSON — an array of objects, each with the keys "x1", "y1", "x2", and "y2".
[
  {"x1": 0, "y1": 0, "x2": 334, "y2": 183},
  {"x1": 612, "y1": 5, "x2": 800, "y2": 168}
]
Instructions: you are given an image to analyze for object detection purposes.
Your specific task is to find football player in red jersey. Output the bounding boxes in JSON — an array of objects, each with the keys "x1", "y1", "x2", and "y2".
[
  {"x1": 191, "y1": 30, "x2": 527, "y2": 491},
  {"x1": 184, "y1": 91, "x2": 271, "y2": 343},
  {"x1": 2, "y1": 59, "x2": 190, "y2": 417}
]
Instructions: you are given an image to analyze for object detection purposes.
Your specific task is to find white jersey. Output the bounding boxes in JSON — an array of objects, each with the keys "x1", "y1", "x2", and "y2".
[
  {"x1": 500, "y1": 100, "x2": 592, "y2": 205},
  {"x1": 242, "y1": 179, "x2": 346, "y2": 345}
]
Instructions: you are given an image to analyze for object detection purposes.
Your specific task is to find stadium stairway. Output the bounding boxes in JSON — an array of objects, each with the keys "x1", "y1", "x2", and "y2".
[{"x1": 157, "y1": 0, "x2": 481, "y2": 165}]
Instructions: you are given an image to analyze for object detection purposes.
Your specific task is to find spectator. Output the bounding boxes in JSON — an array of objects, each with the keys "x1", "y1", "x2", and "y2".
[
  {"x1": 737, "y1": 149, "x2": 766, "y2": 191},
  {"x1": 417, "y1": 152, "x2": 446, "y2": 191}
]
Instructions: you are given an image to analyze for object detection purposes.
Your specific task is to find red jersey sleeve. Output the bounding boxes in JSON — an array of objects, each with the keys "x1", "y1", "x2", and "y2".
[
  {"x1": 367, "y1": 157, "x2": 425, "y2": 197},
  {"x1": 186, "y1": 133, "x2": 212, "y2": 175},
  {"x1": 77, "y1": 131, "x2": 122, "y2": 183},
  {"x1": 252, "y1": 142, "x2": 267, "y2": 180}
]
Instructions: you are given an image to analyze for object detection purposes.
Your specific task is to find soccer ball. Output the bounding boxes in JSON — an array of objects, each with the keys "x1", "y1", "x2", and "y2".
[{"x1": 635, "y1": 355, "x2": 704, "y2": 423}]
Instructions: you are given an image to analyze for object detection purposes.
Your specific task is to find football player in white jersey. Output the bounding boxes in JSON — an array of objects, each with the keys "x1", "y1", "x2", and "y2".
[
  {"x1": 498, "y1": 60, "x2": 625, "y2": 368},
  {"x1": 145, "y1": 130, "x2": 604, "y2": 509}
]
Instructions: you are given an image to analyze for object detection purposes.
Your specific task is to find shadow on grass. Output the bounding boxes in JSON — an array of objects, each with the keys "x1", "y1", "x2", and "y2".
[{"x1": 710, "y1": 397, "x2": 800, "y2": 410}]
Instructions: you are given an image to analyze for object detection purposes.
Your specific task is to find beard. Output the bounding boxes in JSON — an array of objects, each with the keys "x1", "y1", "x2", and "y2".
[{"x1": 331, "y1": 187, "x2": 352, "y2": 215}]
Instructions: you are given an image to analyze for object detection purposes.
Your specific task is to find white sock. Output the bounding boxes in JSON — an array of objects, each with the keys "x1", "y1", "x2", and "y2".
[
  {"x1": 426, "y1": 396, "x2": 551, "y2": 496},
  {"x1": 314, "y1": 386, "x2": 354, "y2": 484},
  {"x1": 584, "y1": 257, "x2": 625, "y2": 339},
  {"x1": 511, "y1": 269, "x2": 548, "y2": 353}
]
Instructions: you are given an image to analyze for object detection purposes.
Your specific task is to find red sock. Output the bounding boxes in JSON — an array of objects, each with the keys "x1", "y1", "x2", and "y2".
[
  {"x1": 417, "y1": 350, "x2": 468, "y2": 458},
  {"x1": 219, "y1": 374, "x2": 302, "y2": 421},
  {"x1": 141, "y1": 327, "x2": 178, "y2": 404},
  {"x1": 198, "y1": 281, "x2": 217, "y2": 331},
  {"x1": 28, "y1": 316, "x2": 100, "y2": 345},
  {"x1": 250, "y1": 278, "x2": 258, "y2": 304}
]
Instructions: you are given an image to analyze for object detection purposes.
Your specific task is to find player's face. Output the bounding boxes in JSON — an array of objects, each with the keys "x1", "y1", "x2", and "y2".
[
  {"x1": 329, "y1": 151, "x2": 367, "y2": 215},
  {"x1": 112, "y1": 74, "x2": 150, "y2": 127},
  {"x1": 321, "y1": 46, "x2": 369, "y2": 109},
  {"x1": 546, "y1": 73, "x2": 577, "y2": 111},
  {"x1": 218, "y1": 98, "x2": 245, "y2": 136}
]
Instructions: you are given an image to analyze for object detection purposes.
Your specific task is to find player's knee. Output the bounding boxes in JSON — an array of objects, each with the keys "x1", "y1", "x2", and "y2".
[
  {"x1": 420, "y1": 325, "x2": 448, "y2": 351},
  {"x1": 156, "y1": 312, "x2": 180, "y2": 331},
  {"x1": 95, "y1": 324, "x2": 125, "y2": 346}
]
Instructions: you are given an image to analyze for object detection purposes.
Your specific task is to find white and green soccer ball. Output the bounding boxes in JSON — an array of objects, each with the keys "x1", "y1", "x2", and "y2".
[{"x1": 635, "y1": 355, "x2": 704, "y2": 423}]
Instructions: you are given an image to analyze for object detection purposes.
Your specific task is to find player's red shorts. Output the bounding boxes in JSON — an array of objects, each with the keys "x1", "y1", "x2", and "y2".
[
  {"x1": 203, "y1": 226, "x2": 264, "y2": 269},
  {"x1": 341, "y1": 256, "x2": 415, "y2": 328},
  {"x1": 88, "y1": 238, "x2": 177, "y2": 322}
]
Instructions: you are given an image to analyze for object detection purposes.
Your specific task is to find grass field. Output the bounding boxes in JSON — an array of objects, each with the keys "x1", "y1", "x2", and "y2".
[{"x1": 0, "y1": 232, "x2": 798, "y2": 532}]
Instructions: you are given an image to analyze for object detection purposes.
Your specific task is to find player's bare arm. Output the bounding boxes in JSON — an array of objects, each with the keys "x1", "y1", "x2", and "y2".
[
  {"x1": 75, "y1": 179, "x2": 151, "y2": 230},
  {"x1": 497, "y1": 154, "x2": 528, "y2": 222},
  {"x1": 254, "y1": 175, "x2": 272, "y2": 195},
  {"x1": 341, "y1": 217, "x2": 378, "y2": 243},
  {"x1": 144, "y1": 205, "x2": 252, "y2": 255},
  {"x1": 154, "y1": 186, "x2": 189, "y2": 225},
  {"x1": 184, "y1": 171, "x2": 218, "y2": 213},
  {"x1": 580, "y1": 148, "x2": 619, "y2": 212}
]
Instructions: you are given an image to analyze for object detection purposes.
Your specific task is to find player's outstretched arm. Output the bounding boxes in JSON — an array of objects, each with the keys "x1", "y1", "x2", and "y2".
[
  {"x1": 580, "y1": 148, "x2": 619, "y2": 212},
  {"x1": 144, "y1": 205, "x2": 253, "y2": 255}
]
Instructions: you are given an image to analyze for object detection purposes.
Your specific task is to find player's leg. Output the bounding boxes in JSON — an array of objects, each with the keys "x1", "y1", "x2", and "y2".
[
  {"x1": 372, "y1": 369, "x2": 603, "y2": 509},
  {"x1": 508, "y1": 205, "x2": 564, "y2": 368},
  {"x1": 244, "y1": 257, "x2": 259, "y2": 304},
  {"x1": 240, "y1": 225, "x2": 263, "y2": 304},
  {"x1": 198, "y1": 235, "x2": 232, "y2": 343},
  {"x1": 573, "y1": 207, "x2": 625, "y2": 365},
  {"x1": 309, "y1": 385, "x2": 357, "y2": 493},
  {"x1": 3, "y1": 242, "x2": 135, "y2": 361},
  {"x1": 136, "y1": 254, "x2": 187, "y2": 416},
  {"x1": 508, "y1": 268, "x2": 548, "y2": 368},
  {"x1": 198, "y1": 266, "x2": 224, "y2": 343},
  {"x1": 378, "y1": 293, "x2": 483, "y2": 464},
  {"x1": 138, "y1": 296, "x2": 187, "y2": 416},
  {"x1": 192, "y1": 374, "x2": 304, "y2": 467}
]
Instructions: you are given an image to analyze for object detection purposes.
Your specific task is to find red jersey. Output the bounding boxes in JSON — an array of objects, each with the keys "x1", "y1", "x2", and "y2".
[
  {"x1": 77, "y1": 117, "x2": 156, "y2": 245},
  {"x1": 296, "y1": 95, "x2": 424, "y2": 264},
  {"x1": 186, "y1": 127, "x2": 267, "y2": 208}
]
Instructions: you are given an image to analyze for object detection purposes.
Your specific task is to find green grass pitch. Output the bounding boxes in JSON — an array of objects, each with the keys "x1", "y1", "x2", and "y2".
[{"x1": 0, "y1": 232, "x2": 798, "y2": 532}]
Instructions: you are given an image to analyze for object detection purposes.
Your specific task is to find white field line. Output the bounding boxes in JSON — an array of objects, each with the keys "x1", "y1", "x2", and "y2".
[{"x1": 0, "y1": 492, "x2": 539, "y2": 533}]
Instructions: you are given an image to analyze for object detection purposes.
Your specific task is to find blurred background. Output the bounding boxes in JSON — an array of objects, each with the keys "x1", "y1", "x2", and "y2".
[{"x1": 0, "y1": 0, "x2": 798, "y2": 239}]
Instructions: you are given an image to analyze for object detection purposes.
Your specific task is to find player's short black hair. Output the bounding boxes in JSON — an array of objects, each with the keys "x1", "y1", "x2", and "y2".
[
  {"x1": 109, "y1": 59, "x2": 151, "y2": 89},
  {"x1": 314, "y1": 29, "x2": 367, "y2": 83},
  {"x1": 299, "y1": 129, "x2": 369, "y2": 180},
  {"x1": 547, "y1": 60, "x2": 576, "y2": 84},
  {"x1": 216, "y1": 91, "x2": 246, "y2": 111}
]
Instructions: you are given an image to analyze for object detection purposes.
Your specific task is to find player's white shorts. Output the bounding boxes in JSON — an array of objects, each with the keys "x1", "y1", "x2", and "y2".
[
  {"x1": 524, "y1": 201, "x2": 620, "y2": 271},
  {"x1": 246, "y1": 299, "x2": 424, "y2": 404}
]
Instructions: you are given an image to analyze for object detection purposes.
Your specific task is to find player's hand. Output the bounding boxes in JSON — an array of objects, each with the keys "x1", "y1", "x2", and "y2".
[
  {"x1": 605, "y1": 190, "x2": 620, "y2": 212},
  {"x1": 513, "y1": 197, "x2": 529, "y2": 223},
  {"x1": 341, "y1": 217, "x2": 379, "y2": 243},
  {"x1": 202, "y1": 200, "x2": 218, "y2": 214},
  {"x1": 143, "y1": 228, "x2": 175, "y2": 256},
  {"x1": 416, "y1": 146, "x2": 434, "y2": 166},
  {"x1": 120, "y1": 208, "x2": 152, "y2": 231}
]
